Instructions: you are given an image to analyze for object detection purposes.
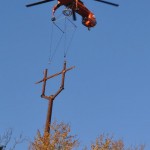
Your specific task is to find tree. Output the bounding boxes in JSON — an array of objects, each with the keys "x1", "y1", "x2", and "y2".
[
  {"x1": 0, "y1": 129, "x2": 12, "y2": 149},
  {"x1": 30, "y1": 121, "x2": 145, "y2": 150},
  {"x1": 90, "y1": 134, "x2": 145, "y2": 150},
  {"x1": 30, "y1": 121, "x2": 79, "y2": 150},
  {"x1": 0, "y1": 129, "x2": 25, "y2": 150}
]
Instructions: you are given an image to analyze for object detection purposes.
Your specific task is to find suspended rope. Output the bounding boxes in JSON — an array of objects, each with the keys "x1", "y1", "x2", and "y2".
[
  {"x1": 48, "y1": 13, "x2": 65, "y2": 65},
  {"x1": 64, "y1": 17, "x2": 77, "y2": 58},
  {"x1": 64, "y1": 17, "x2": 67, "y2": 57},
  {"x1": 48, "y1": 22, "x2": 54, "y2": 64},
  {"x1": 48, "y1": 11, "x2": 77, "y2": 65},
  {"x1": 48, "y1": 26, "x2": 64, "y2": 64},
  {"x1": 64, "y1": 27, "x2": 77, "y2": 58}
]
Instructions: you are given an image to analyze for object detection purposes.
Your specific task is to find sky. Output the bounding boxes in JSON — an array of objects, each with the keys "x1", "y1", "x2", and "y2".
[{"x1": 0, "y1": 0, "x2": 150, "y2": 149}]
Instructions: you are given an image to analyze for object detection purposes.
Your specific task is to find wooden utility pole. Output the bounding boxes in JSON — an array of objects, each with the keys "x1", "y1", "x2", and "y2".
[{"x1": 36, "y1": 61, "x2": 75, "y2": 135}]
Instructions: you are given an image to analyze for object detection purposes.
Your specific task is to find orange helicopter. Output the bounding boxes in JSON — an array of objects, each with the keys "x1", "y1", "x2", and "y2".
[{"x1": 26, "y1": 0, "x2": 119, "y2": 30}]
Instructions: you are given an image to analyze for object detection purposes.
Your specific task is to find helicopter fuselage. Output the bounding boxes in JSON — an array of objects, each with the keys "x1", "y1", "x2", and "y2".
[
  {"x1": 53, "y1": 0, "x2": 97, "y2": 29},
  {"x1": 26, "y1": 0, "x2": 119, "y2": 29}
]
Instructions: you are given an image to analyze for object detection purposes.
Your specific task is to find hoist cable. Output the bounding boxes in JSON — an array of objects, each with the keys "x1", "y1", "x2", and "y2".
[
  {"x1": 49, "y1": 32, "x2": 64, "y2": 63},
  {"x1": 53, "y1": 22, "x2": 64, "y2": 33},
  {"x1": 48, "y1": 12, "x2": 77, "y2": 64},
  {"x1": 64, "y1": 17, "x2": 67, "y2": 58},
  {"x1": 48, "y1": 22, "x2": 54, "y2": 64},
  {"x1": 63, "y1": 17, "x2": 77, "y2": 58},
  {"x1": 48, "y1": 21, "x2": 65, "y2": 64},
  {"x1": 64, "y1": 26, "x2": 77, "y2": 58}
]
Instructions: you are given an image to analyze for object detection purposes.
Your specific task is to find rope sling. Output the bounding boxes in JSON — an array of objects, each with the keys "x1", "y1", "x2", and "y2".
[{"x1": 48, "y1": 10, "x2": 77, "y2": 65}]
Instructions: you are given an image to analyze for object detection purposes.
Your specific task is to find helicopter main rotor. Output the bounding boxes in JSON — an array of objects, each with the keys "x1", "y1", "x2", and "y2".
[
  {"x1": 26, "y1": 0, "x2": 54, "y2": 7},
  {"x1": 26, "y1": 0, "x2": 119, "y2": 7},
  {"x1": 95, "y1": 0, "x2": 119, "y2": 7}
]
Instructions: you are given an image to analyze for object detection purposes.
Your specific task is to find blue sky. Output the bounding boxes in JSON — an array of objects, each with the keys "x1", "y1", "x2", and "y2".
[{"x1": 0, "y1": 0, "x2": 150, "y2": 149}]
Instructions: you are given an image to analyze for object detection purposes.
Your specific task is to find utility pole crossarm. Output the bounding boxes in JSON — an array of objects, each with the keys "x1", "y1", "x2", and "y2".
[
  {"x1": 41, "y1": 69, "x2": 48, "y2": 97},
  {"x1": 35, "y1": 65, "x2": 75, "y2": 84},
  {"x1": 35, "y1": 61, "x2": 75, "y2": 99}
]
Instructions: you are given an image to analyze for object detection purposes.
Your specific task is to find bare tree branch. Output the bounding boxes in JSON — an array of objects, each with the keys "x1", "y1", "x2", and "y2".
[
  {"x1": 0, "y1": 129, "x2": 12, "y2": 148},
  {"x1": 0, "y1": 129, "x2": 26, "y2": 150}
]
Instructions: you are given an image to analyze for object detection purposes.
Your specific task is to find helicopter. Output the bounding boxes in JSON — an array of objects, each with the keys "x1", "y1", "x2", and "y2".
[{"x1": 26, "y1": 0, "x2": 119, "y2": 30}]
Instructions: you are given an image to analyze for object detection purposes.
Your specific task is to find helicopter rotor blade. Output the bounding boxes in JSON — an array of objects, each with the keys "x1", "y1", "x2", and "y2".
[
  {"x1": 95, "y1": 0, "x2": 119, "y2": 7},
  {"x1": 26, "y1": 0, "x2": 54, "y2": 7},
  {"x1": 72, "y1": 11, "x2": 77, "y2": 21}
]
